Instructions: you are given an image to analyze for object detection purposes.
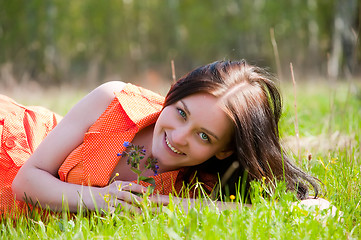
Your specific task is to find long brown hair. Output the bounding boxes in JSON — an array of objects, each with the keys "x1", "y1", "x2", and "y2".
[{"x1": 164, "y1": 60, "x2": 319, "y2": 200}]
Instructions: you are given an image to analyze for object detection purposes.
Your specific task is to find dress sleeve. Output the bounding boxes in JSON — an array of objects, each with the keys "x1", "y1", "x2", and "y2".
[
  {"x1": 59, "y1": 84, "x2": 164, "y2": 187},
  {"x1": 0, "y1": 95, "x2": 62, "y2": 166},
  {"x1": 114, "y1": 84, "x2": 164, "y2": 130}
]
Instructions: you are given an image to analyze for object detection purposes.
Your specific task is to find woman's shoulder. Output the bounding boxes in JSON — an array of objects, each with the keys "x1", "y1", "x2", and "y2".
[
  {"x1": 113, "y1": 82, "x2": 165, "y2": 104},
  {"x1": 81, "y1": 81, "x2": 127, "y2": 115},
  {"x1": 93, "y1": 81, "x2": 164, "y2": 102},
  {"x1": 91, "y1": 81, "x2": 127, "y2": 99},
  {"x1": 51, "y1": 81, "x2": 127, "y2": 134},
  {"x1": 84, "y1": 81, "x2": 164, "y2": 128}
]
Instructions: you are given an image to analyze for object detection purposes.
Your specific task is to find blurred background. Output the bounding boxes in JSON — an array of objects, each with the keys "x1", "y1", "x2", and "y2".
[{"x1": 0, "y1": 0, "x2": 360, "y2": 95}]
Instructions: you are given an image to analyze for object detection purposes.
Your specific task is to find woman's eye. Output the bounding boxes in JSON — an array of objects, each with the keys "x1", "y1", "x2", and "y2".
[
  {"x1": 177, "y1": 108, "x2": 187, "y2": 119},
  {"x1": 199, "y1": 132, "x2": 210, "y2": 142}
]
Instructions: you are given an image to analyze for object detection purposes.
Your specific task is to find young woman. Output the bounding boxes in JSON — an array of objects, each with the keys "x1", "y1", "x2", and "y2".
[{"x1": 2, "y1": 60, "x2": 321, "y2": 214}]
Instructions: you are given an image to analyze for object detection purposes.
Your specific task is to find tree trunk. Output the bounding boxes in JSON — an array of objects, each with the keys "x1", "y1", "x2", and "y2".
[{"x1": 327, "y1": 0, "x2": 358, "y2": 80}]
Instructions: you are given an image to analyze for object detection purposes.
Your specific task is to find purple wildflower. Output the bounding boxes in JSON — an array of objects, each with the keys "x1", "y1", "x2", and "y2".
[
  {"x1": 119, "y1": 141, "x2": 158, "y2": 190},
  {"x1": 153, "y1": 164, "x2": 159, "y2": 175}
]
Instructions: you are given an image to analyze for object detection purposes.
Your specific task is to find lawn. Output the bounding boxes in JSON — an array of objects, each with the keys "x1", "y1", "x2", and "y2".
[{"x1": 1, "y1": 79, "x2": 360, "y2": 239}]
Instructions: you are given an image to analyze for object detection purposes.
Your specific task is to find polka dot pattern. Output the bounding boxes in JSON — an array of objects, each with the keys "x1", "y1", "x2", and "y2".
[
  {"x1": 59, "y1": 84, "x2": 217, "y2": 195},
  {"x1": 0, "y1": 84, "x2": 219, "y2": 215},
  {"x1": 0, "y1": 94, "x2": 62, "y2": 214},
  {"x1": 59, "y1": 83, "x2": 167, "y2": 187}
]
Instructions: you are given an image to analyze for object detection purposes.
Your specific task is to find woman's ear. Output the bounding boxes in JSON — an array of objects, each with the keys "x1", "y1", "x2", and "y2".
[{"x1": 215, "y1": 150, "x2": 234, "y2": 160}]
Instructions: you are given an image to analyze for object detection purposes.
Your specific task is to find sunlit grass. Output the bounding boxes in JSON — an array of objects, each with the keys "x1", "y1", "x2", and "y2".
[{"x1": 1, "y1": 79, "x2": 360, "y2": 239}]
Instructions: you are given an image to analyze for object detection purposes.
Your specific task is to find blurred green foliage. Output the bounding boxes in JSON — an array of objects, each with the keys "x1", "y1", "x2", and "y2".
[{"x1": 0, "y1": 0, "x2": 359, "y2": 86}]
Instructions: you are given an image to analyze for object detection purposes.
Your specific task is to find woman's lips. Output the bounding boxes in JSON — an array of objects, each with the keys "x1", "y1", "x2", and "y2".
[{"x1": 165, "y1": 134, "x2": 184, "y2": 155}]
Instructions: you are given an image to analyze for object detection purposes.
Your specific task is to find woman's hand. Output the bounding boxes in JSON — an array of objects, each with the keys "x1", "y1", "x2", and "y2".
[
  {"x1": 94, "y1": 181, "x2": 148, "y2": 213},
  {"x1": 299, "y1": 197, "x2": 332, "y2": 210},
  {"x1": 147, "y1": 195, "x2": 194, "y2": 213},
  {"x1": 148, "y1": 194, "x2": 178, "y2": 206},
  {"x1": 148, "y1": 195, "x2": 246, "y2": 213},
  {"x1": 294, "y1": 197, "x2": 339, "y2": 218}
]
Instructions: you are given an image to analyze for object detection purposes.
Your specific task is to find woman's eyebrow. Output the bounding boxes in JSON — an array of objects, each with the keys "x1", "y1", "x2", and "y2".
[
  {"x1": 180, "y1": 100, "x2": 220, "y2": 141},
  {"x1": 180, "y1": 100, "x2": 191, "y2": 115},
  {"x1": 200, "y1": 128, "x2": 219, "y2": 140}
]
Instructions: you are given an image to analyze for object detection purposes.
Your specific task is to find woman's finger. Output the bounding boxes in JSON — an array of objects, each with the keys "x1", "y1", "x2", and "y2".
[
  {"x1": 105, "y1": 199, "x2": 142, "y2": 214},
  {"x1": 101, "y1": 183, "x2": 145, "y2": 207},
  {"x1": 114, "y1": 200, "x2": 142, "y2": 214},
  {"x1": 113, "y1": 189, "x2": 144, "y2": 206},
  {"x1": 148, "y1": 194, "x2": 181, "y2": 206},
  {"x1": 113, "y1": 181, "x2": 148, "y2": 194}
]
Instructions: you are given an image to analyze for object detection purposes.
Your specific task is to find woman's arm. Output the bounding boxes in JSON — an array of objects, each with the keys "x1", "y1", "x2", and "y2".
[
  {"x1": 149, "y1": 195, "x2": 250, "y2": 213},
  {"x1": 149, "y1": 195, "x2": 333, "y2": 213},
  {"x1": 12, "y1": 81, "x2": 146, "y2": 212}
]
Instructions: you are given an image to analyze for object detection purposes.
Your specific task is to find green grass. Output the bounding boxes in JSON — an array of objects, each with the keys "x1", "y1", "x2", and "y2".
[{"x1": 1, "y1": 79, "x2": 360, "y2": 239}]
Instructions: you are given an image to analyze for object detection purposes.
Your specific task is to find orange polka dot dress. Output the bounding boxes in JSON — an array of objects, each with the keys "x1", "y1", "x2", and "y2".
[
  {"x1": 0, "y1": 84, "x2": 217, "y2": 215},
  {"x1": 58, "y1": 83, "x2": 185, "y2": 195},
  {"x1": 0, "y1": 94, "x2": 62, "y2": 214}
]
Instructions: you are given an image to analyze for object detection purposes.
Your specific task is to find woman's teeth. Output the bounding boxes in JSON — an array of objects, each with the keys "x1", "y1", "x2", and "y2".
[{"x1": 165, "y1": 136, "x2": 183, "y2": 154}]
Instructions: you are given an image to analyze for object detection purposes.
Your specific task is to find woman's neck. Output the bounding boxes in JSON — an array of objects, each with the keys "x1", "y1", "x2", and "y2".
[{"x1": 111, "y1": 124, "x2": 156, "y2": 181}]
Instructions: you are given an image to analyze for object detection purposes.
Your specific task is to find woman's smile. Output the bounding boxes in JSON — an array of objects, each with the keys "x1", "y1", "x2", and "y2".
[
  {"x1": 165, "y1": 133, "x2": 184, "y2": 155},
  {"x1": 152, "y1": 93, "x2": 234, "y2": 172}
]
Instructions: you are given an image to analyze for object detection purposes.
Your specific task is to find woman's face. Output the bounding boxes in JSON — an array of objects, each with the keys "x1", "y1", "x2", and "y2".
[{"x1": 152, "y1": 93, "x2": 234, "y2": 172}]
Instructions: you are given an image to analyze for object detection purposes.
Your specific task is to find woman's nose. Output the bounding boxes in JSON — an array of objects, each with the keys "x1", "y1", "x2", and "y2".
[{"x1": 171, "y1": 126, "x2": 189, "y2": 146}]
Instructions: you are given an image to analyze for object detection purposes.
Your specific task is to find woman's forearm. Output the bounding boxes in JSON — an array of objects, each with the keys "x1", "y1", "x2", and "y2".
[
  {"x1": 12, "y1": 164, "x2": 104, "y2": 212},
  {"x1": 13, "y1": 164, "x2": 147, "y2": 212}
]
